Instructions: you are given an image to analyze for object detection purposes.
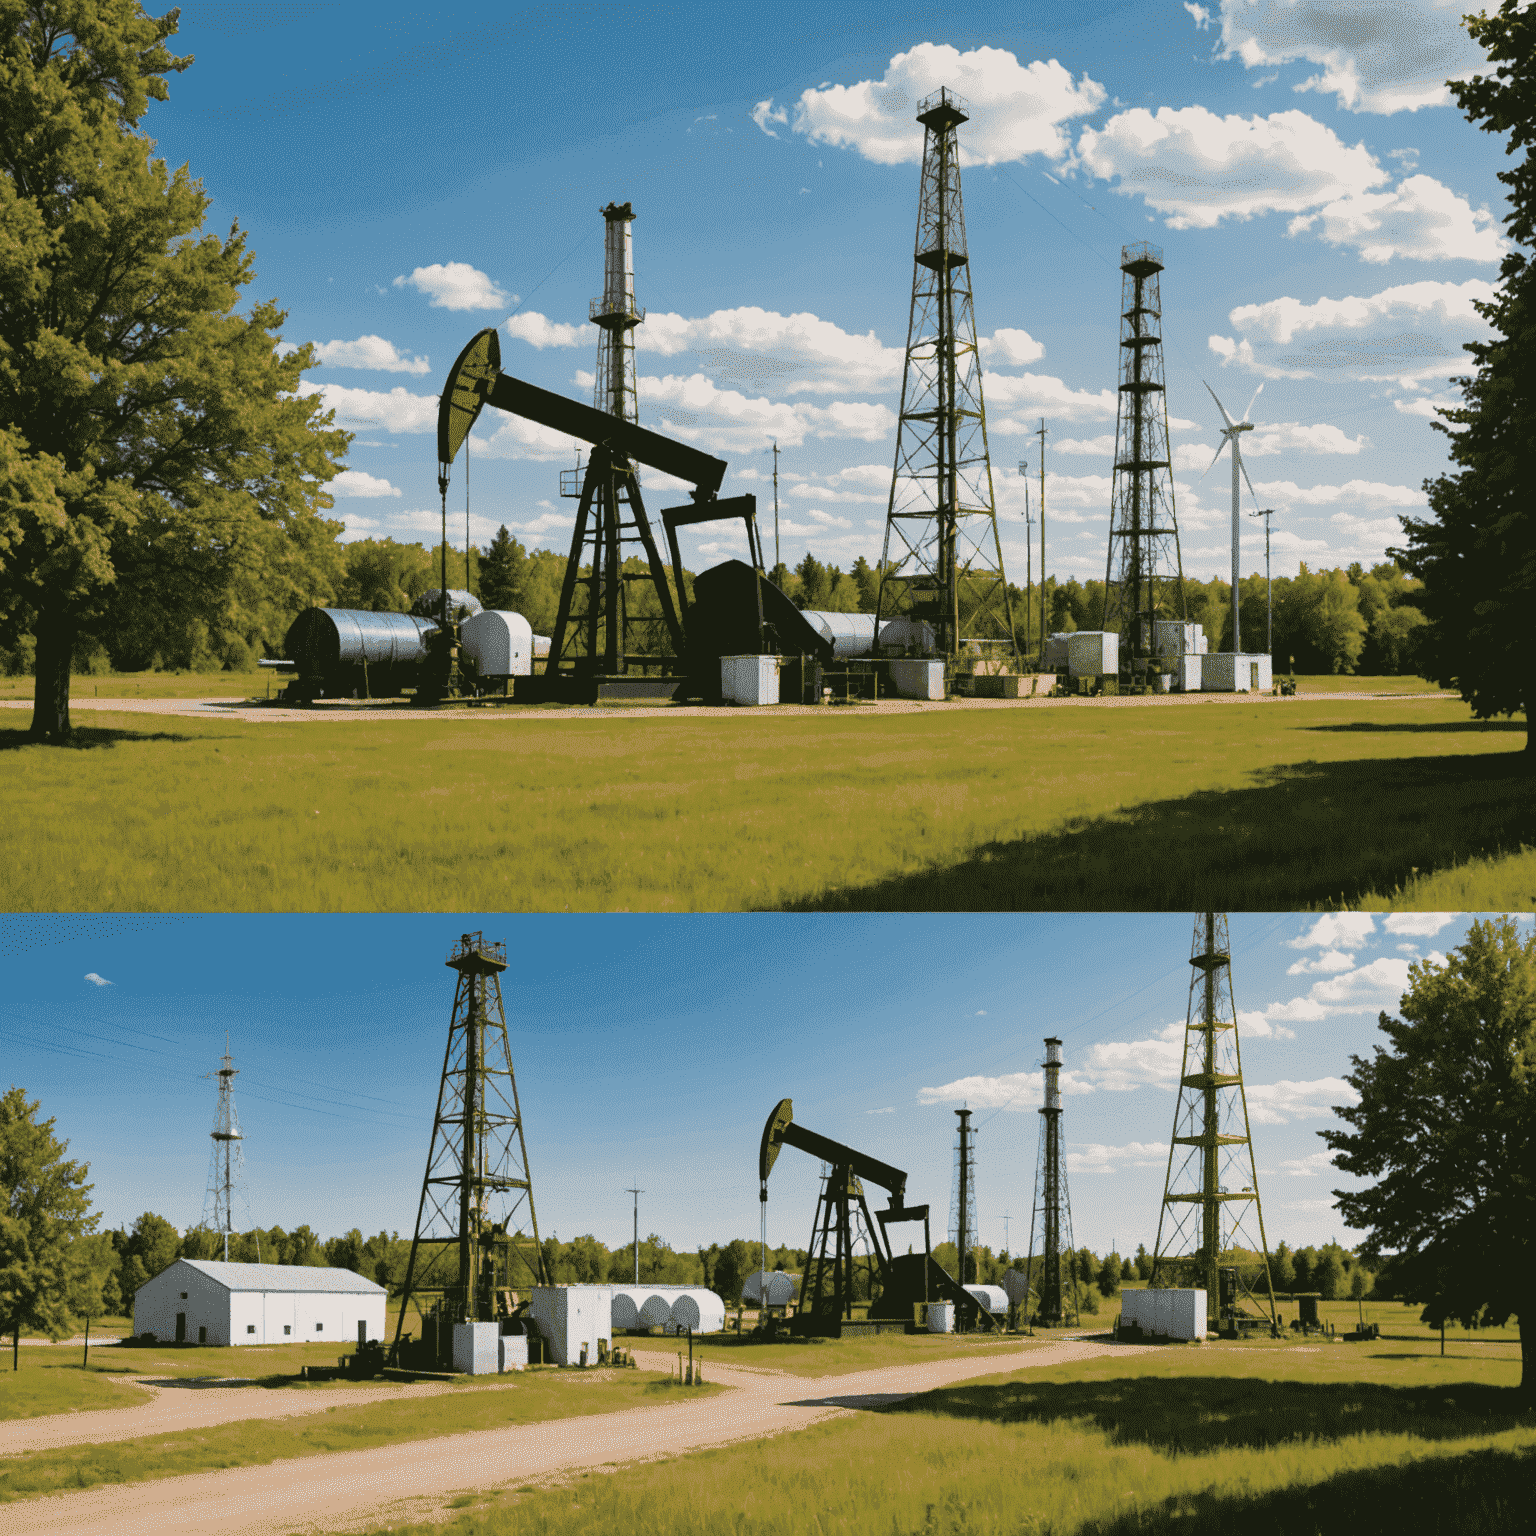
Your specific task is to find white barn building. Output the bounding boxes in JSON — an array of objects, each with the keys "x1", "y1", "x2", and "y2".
[{"x1": 133, "y1": 1259, "x2": 387, "y2": 1347}]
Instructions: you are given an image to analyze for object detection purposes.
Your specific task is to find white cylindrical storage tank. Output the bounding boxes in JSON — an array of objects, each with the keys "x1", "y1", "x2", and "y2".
[
  {"x1": 533, "y1": 634, "x2": 551, "y2": 660},
  {"x1": 611, "y1": 1291, "x2": 641, "y2": 1330},
  {"x1": 801, "y1": 611, "x2": 878, "y2": 659},
  {"x1": 460, "y1": 610, "x2": 535, "y2": 677},
  {"x1": 666, "y1": 1290, "x2": 726, "y2": 1334},
  {"x1": 964, "y1": 1284, "x2": 1009, "y2": 1317},
  {"x1": 1002, "y1": 1269, "x2": 1032, "y2": 1306},
  {"x1": 741, "y1": 1271, "x2": 798, "y2": 1307},
  {"x1": 877, "y1": 617, "x2": 937, "y2": 654},
  {"x1": 639, "y1": 1293, "x2": 673, "y2": 1328},
  {"x1": 927, "y1": 1301, "x2": 954, "y2": 1334}
]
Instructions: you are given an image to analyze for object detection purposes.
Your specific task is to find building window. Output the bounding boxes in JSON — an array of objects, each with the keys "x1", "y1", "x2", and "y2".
[
  {"x1": 315, "y1": 1323, "x2": 323, "y2": 1332},
  {"x1": 283, "y1": 1325, "x2": 291, "y2": 1335},
  {"x1": 180, "y1": 1293, "x2": 188, "y2": 1299},
  {"x1": 247, "y1": 1326, "x2": 256, "y2": 1334}
]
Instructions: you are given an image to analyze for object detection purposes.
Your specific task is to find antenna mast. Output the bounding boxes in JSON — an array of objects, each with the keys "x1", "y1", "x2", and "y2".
[
  {"x1": 949, "y1": 1107, "x2": 977, "y2": 1294},
  {"x1": 201, "y1": 1036, "x2": 250, "y2": 1263}
]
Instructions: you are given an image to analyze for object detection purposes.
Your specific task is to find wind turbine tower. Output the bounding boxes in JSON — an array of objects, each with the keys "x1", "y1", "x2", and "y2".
[{"x1": 1203, "y1": 383, "x2": 1262, "y2": 654}]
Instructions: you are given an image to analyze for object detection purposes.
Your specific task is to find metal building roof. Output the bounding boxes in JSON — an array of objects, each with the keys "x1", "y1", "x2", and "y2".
[{"x1": 176, "y1": 1258, "x2": 386, "y2": 1294}]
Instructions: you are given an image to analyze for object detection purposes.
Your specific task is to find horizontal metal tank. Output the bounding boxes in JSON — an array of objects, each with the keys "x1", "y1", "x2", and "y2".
[
  {"x1": 801, "y1": 610, "x2": 879, "y2": 660},
  {"x1": 877, "y1": 617, "x2": 937, "y2": 654},
  {"x1": 638, "y1": 1292, "x2": 675, "y2": 1328},
  {"x1": 964, "y1": 1283, "x2": 1009, "y2": 1316},
  {"x1": 411, "y1": 588, "x2": 482, "y2": 620},
  {"x1": 460, "y1": 610, "x2": 535, "y2": 677},
  {"x1": 284, "y1": 608, "x2": 437, "y2": 673},
  {"x1": 665, "y1": 1290, "x2": 726, "y2": 1334},
  {"x1": 611, "y1": 1292, "x2": 641, "y2": 1330},
  {"x1": 741, "y1": 1271, "x2": 798, "y2": 1307}
]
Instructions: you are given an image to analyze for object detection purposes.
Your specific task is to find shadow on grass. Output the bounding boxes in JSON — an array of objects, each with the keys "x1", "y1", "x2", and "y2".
[
  {"x1": 883, "y1": 1371, "x2": 1530, "y2": 1453},
  {"x1": 0, "y1": 723, "x2": 198, "y2": 752},
  {"x1": 1072, "y1": 1444, "x2": 1536, "y2": 1536},
  {"x1": 783, "y1": 751, "x2": 1534, "y2": 911},
  {"x1": 1304, "y1": 719, "x2": 1526, "y2": 736}
]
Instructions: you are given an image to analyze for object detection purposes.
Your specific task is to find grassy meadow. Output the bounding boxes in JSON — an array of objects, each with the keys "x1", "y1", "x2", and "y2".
[
  {"x1": 353, "y1": 1336, "x2": 1531, "y2": 1536},
  {"x1": 0, "y1": 690, "x2": 1528, "y2": 910}
]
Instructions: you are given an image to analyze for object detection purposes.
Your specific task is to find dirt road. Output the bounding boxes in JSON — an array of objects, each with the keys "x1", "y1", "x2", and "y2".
[
  {"x1": 0, "y1": 689, "x2": 1448, "y2": 727},
  {"x1": 0, "y1": 1337, "x2": 1142, "y2": 1536}
]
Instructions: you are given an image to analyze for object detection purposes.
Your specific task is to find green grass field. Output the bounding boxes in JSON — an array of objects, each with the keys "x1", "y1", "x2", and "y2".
[
  {"x1": 632, "y1": 1329, "x2": 1046, "y2": 1377},
  {"x1": 1, "y1": 693, "x2": 1529, "y2": 910},
  {"x1": 0, "y1": 671, "x2": 273, "y2": 701},
  {"x1": 0, "y1": 1366, "x2": 716, "y2": 1502},
  {"x1": 352, "y1": 1337, "x2": 1532, "y2": 1536}
]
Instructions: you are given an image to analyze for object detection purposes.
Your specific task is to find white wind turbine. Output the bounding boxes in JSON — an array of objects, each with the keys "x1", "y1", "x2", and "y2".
[{"x1": 1202, "y1": 381, "x2": 1263, "y2": 654}]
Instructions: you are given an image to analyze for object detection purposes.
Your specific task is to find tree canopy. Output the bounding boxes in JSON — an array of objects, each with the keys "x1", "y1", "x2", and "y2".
[
  {"x1": 0, "y1": 1, "x2": 349, "y2": 737},
  {"x1": 1323, "y1": 916, "x2": 1535, "y2": 1394},
  {"x1": 0, "y1": 1085, "x2": 97, "y2": 1350},
  {"x1": 1397, "y1": 1, "x2": 1536, "y2": 760}
]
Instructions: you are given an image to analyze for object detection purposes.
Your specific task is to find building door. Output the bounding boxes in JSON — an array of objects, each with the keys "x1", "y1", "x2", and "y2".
[
  {"x1": 175, "y1": 1313, "x2": 186, "y2": 1342},
  {"x1": 198, "y1": 1326, "x2": 207, "y2": 1344}
]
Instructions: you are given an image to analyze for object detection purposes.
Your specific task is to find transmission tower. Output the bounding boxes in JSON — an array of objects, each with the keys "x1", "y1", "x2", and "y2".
[
  {"x1": 948, "y1": 1107, "x2": 977, "y2": 1289},
  {"x1": 200, "y1": 1036, "x2": 252, "y2": 1262},
  {"x1": 1152, "y1": 913, "x2": 1278, "y2": 1331},
  {"x1": 391, "y1": 933, "x2": 549, "y2": 1365},
  {"x1": 546, "y1": 201, "x2": 684, "y2": 682},
  {"x1": 1024, "y1": 1037, "x2": 1080, "y2": 1327},
  {"x1": 1101, "y1": 243, "x2": 1187, "y2": 690},
  {"x1": 876, "y1": 87, "x2": 1019, "y2": 666}
]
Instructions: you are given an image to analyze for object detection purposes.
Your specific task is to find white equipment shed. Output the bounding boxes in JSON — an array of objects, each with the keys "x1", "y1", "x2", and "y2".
[{"x1": 133, "y1": 1258, "x2": 387, "y2": 1347}]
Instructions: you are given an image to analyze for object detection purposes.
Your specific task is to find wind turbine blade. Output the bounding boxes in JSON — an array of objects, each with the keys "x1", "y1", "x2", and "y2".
[
  {"x1": 1200, "y1": 441, "x2": 1227, "y2": 479},
  {"x1": 1239, "y1": 449, "x2": 1258, "y2": 503},
  {"x1": 1204, "y1": 381, "x2": 1236, "y2": 429},
  {"x1": 1242, "y1": 382, "x2": 1264, "y2": 423}
]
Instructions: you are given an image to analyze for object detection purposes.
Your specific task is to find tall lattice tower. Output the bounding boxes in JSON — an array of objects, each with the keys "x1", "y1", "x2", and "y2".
[
  {"x1": 546, "y1": 202, "x2": 684, "y2": 680},
  {"x1": 877, "y1": 88, "x2": 1018, "y2": 665},
  {"x1": 1025, "y1": 1037, "x2": 1080, "y2": 1327},
  {"x1": 200, "y1": 1037, "x2": 252, "y2": 1262},
  {"x1": 948, "y1": 1107, "x2": 977, "y2": 1286},
  {"x1": 392, "y1": 933, "x2": 549, "y2": 1365},
  {"x1": 1101, "y1": 243, "x2": 1187, "y2": 689},
  {"x1": 1152, "y1": 913, "x2": 1278, "y2": 1329}
]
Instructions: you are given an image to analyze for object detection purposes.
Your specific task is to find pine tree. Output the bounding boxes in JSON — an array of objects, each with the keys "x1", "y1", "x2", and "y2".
[
  {"x1": 478, "y1": 525, "x2": 528, "y2": 613},
  {"x1": 1397, "y1": 2, "x2": 1536, "y2": 760}
]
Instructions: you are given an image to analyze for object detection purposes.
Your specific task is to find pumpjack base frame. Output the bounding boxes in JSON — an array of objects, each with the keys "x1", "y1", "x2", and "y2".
[
  {"x1": 790, "y1": 1316, "x2": 914, "y2": 1339},
  {"x1": 521, "y1": 673, "x2": 685, "y2": 704}
]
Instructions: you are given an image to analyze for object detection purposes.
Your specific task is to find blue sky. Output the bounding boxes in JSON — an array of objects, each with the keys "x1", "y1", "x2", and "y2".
[
  {"x1": 143, "y1": 1, "x2": 1510, "y2": 589},
  {"x1": 3, "y1": 911, "x2": 1518, "y2": 1259}
]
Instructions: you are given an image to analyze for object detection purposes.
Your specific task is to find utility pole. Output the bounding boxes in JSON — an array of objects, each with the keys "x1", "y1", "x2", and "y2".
[
  {"x1": 1018, "y1": 461, "x2": 1033, "y2": 666},
  {"x1": 771, "y1": 440, "x2": 780, "y2": 574},
  {"x1": 1038, "y1": 420, "x2": 1050, "y2": 660},
  {"x1": 626, "y1": 1184, "x2": 643, "y2": 1283},
  {"x1": 1249, "y1": 508, "x2": 1276, "y2": 655}
]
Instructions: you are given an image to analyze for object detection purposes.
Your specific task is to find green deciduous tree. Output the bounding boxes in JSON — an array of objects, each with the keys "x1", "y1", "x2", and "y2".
[
  {"x1": 0, "y1": 1, "x2": 349, "y2": 738},
  {"x1": 0, "y1": 1087, "x2": 97, "y2": 1362},
  {"x1": 119, "y1": 1209, "x2": 178, "y2": 1300},
  {"x1": 333, "y1": 538, "x2": 435, "y2": 613},
  {"x1": 1396, "y1": 2, "x2": 1536, "y2": 759},
  {"x1": 1323, "y1": 915, "x2": 1536, "y2": 1393}
]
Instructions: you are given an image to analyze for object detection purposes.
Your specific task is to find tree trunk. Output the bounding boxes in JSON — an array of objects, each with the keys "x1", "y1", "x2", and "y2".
[{"x1": 29, "y1": 606, "x2": 75, "y2": 741}]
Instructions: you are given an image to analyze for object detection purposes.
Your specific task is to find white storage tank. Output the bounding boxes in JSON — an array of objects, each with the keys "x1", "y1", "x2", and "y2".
[
  {"x1": 460, "y1": 610, "x2": 535, "y2": 677},
  {"x1": 742, "y1": 1271, "x2": 798, "y2": 1307},
  {"x1": 963, "y1": 1284, "x2": 1009, "y2": 1317},
  {"x1": 499, "y1": 1333, "x2": 528, "y2": 1372},
  {"x1": 666, "y1": 1290, "x2": 727, "y2": 1334},
  {"x1": 888, "y1": 658, "x2": 945, "y2": 700},
  {"x1": 1067, "y1": 630, "x2": 1118, "y2": 678},
  {"x1": 1043, "y1": 632, "x2": 1073, "y2": 671},
  {"x1": 1175, "y1": 654, "x2": 1202, "y2": 692},
  {"x1": 802, "y1": 611, "x2": 878, "y2": 659},
  {"x1": 611, "y1": 1292, "x2": 641, "y2": 1330},
  {"x1": 638, "y1": 1292, "x2": 675, "y2": 1328},
  {"x1": 720, "y1": 654, "x2": 781, "y2": 706},
  {"x1": 927, "y1": 1301, "x2": 954, "y2": 1333},
  {"x1": 453, "y1": 1320, "x2": 500, "y2": 1375},
  {"x1": 529, "y1": 1284, "x2": 613, "y2": 1366},
  {"x1": 878, "y1": 617, "x2": 937, "y2": 654}
]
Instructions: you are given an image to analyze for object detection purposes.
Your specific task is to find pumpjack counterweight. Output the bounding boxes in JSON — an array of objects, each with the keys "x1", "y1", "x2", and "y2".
[
  {"x1": 1102, "y1": 243, "x2": 1187, "y2": 688},
  {"x1": 390, "y1": 934, "x2": 548, "y2": 1369},
  {"x1": 1151, "y1": 913, "x2": 1279, "y2": 1334},
  {"x1": 876, "y1": 87, "x2": 1019, "y2": 665}
]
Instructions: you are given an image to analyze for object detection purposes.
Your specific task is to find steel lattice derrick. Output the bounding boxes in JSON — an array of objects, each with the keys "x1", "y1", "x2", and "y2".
[
  {"x1": 1101, "y1": 244, "x2": 1187, "y2": 687},
  {"x1": 1151, "y1": 914, "x2": 1278, "y2": 1329},
  {"x1": 1023, "y1": 1037, "x2": 1080, "y2": 1328},
  {"x1": 200, "y1": 1038, "x2": 252, "y2": 1263},
  {"x1": 876, "y1": 87, "x2": 1019, "y2": 664},
  {"x1": 391, "y1": 934, "x2": 547, "y2": 1360}
]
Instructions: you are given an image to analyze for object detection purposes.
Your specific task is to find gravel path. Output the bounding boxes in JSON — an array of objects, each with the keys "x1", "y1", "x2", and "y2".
[
  {"x1": 0, "y1": 1336, "x2": 1143, "y2": 1536},
  {"x1": 0, "y1": 690, "x2": 1451, "y2": 726}
]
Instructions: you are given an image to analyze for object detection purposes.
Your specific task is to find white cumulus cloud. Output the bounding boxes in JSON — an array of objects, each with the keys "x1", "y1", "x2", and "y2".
[
  {"x1": 1286, "y1": 948, "x2": 1357, "y2": 976},
  {"x1": 504, "y1": 312, "x2": 594, "y2": 349},
  {"x1": 1292, "y1": 174, "x2": 1504, "y2": 263},
  {"x1": 751, "y1": 98, "x2": 789, "y2": 137},
  {"x1": 1074, "y1": 105, "x2": 1387, "y2": 230},
  {"x1": 917, "y1": 1069, "x2": 1094, "y2": 1109},
  {"x1": 1383, "y1": 912, "x2": 1458, "y2": 936},
  {"x1": 1068, "y1": 1141, "x2": 1168, "y2": 1175},
  {"x1": 83, "y1": 972, "x2": 112, "y2": 986},
  {"x1": 789, "y1": 44, "x2": 1106, "y2": 167},
  {"x1": 297, "y1": 381, "x2": 437, "y2": 434},
  {"x1": 1245, "y1": 1076, "x2": 1359, "y2": 1125},
  {"x1": 330, "y1": 470, "x2": 402, "y2": 499},
  {"x1": 393, "y1": 263, "x2": 510, "y2": 311},
  {"x1": 311, "y1": 335, "x2": 431, "y2": 375},
  {"x1": 1288, "y1": 914, "x2": 1377, "y2": 950},
  {"x1": 978, "y1": 328, "x2": 1047, "y2": 366},
  {"x1": 1210, "y1": 0, "x2": 1488, "y2": 115},
  {"x1": 1278, "y1": 1150, "x2": 1336, "y2": 1177}
]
